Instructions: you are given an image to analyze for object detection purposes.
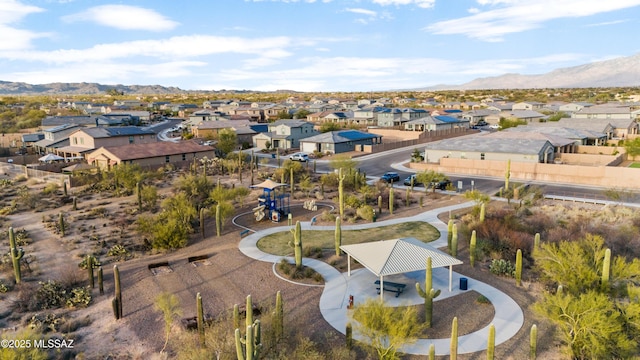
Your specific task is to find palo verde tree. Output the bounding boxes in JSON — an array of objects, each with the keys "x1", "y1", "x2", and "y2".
[
  {"x1": 415, "y1": 170, "x2": 447, "y2": 193},
  {"x1": 136, "y1": 193, "x2": 197, "y2": 249},
  {"x1": 352, "y1": 298, "x2": 424, "y2": 360}
]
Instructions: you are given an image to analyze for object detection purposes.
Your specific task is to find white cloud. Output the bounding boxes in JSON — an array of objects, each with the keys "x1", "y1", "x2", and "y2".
[
  {"x1": 427, "y1": 0, "x2": 640, "y2": 41},
  {"x1": 586, "y1": 19, "x2": 629, "y2": 27},
  {"x1": 372, "y1": 0, "x2": 435, "y2": 8},
  {"x1": 345, "y1": 8, "x2": 378, "y2": 16},
  {"x1": 0, "y1": 0, "x2": 49, "y2": 50},
  {"x1": 468, "y1": 7, "x2": 480, "y2": 14},
  {"x1": 62, "y1": 5, "x2": 179, "y2": 31}
]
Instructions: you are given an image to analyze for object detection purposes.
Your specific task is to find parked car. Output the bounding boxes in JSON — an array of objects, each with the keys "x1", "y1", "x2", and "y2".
[
  {"x1": 430, "y1": 179, "x2": 451, "y2": 190},
  {"x1": 380, "y1": 172, "x2": 400, "y2": 183},
  {"x1": 203, "y1": 140, "x2": 216, "y2": 146},
  {"x1": 289, "y1": 153, "x2": 309, "y2": 162},
  {"x1": 403, "y1": 174, "x2": 422, "y2": 186}
]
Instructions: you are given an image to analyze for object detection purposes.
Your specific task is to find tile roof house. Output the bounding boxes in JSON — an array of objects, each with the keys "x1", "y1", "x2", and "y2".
[
  {"x1": 87, "y1": 140, "x2": 215, "y2": 170},
  {"x1": 424, "y1": 136, "x2": 556, "y2": 164},
  {"x1": 56, "y1": 126, "x2": 157, "y2": 158},
  {"x1": 299, "y1": 130, "x2": 382, "y2": 154},
  {"x1": 252, "y1": 120, "x2": 318, "y2": 150}
]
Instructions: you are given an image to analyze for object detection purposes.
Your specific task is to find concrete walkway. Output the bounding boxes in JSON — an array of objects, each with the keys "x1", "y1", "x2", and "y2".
[{"x1": 237, "y1": 202, "x2": 524, "y2": 356}]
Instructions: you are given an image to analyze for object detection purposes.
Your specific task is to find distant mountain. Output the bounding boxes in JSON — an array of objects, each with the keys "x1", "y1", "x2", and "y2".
[
  {"x1": 421, "y1": 53, "x2": 640, "y2": 90},
  {"x1": 0, "y1": 81, "x2": 188, "y2": 95}
]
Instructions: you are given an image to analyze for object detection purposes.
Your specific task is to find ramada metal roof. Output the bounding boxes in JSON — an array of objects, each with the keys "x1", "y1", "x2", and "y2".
[{"x1": 340, "y1": 237, "x2": 462, "y2": 277}]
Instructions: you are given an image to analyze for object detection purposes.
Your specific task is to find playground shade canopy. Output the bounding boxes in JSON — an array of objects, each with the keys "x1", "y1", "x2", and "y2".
[
  {"x1": 251, "y1": 179, "x2": 288, "y2": 190},
  {"x1": 340, "y1": 237, "x2": 463, "y2": 298}
]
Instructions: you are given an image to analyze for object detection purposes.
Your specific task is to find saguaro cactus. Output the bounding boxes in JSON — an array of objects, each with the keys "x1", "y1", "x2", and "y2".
[
  {"x1": 530, "y1": 324, "x2": 537, "y2": 360},
  {"x1": 487, "y1": 324, "x2": 495, "y2": 360},
  {"x1": 63, "y1": 181, "x2": 68, "y2": 196},
  {"x1": 338, "y1": 168, "x2": 346, "y2": 218},
  {"x1": 389, "y1": 187, "x2": 394, "y2": 215},
  {"x1": 479, "y1": 202, "x2": 485, "y2": 222},
  {"x1": 416, "y1": 257, "x2": 441, "y2": 328},
  {"x1": 197, "y1": 292, "x2": 205, "y2": 347},
  {"x1": 534, "y1": 233, "x2": 541, "y2": 250},
  {"x1": 378, "y1": 195, "x2": 383, "y2": 214},
  {"x1": 428, "y1": 344, "x2": 435, "y2": 360},
  {"x1": 515, "y1": 249, "x2": 523, "y2": 286},
  {"x1": 470, "y1": 230, "x2": 477, "y2": 267},
  {"x1": 335, "y1": 217, "x2": 342, "y2": 256},
  {"x1": 9, "y1": 227, "x2": 25, "y2": 285},
  {"x1": 235, "y1": 295, "x2": 262, "y2": 360},
  {"x1": 505, "y1": 159, "x2": 511, "y2": 190},
  {"x1": 289, "y1": 221, "x2": 302, "y2": 269},
  {"x1": 447, "y1": 219, "x2": 454, "y2": 253},
  {"x1": 405, "y1": 188, "x2": 410, "y2": 207},
  {"x1": 86, "y1": 254, "x2": 96, "y2": 288},
  {"x1": 602, "y1": 248, "x2": 611, "y2": 287},
  {"x1": 112, "y1": 264, "x2": 123, "y2": 319},
  {"x1": 450, "y1": 317, "x2": 458, "y2": 360},
  {"x1": 233, "y1": 304, "x2": 240, "y2": 330},
  {"x1": 200, "y1": 207, "x2": 206, "y2": 239},
  {"x1": 215, "y1": 204, "x2": 222, "y2": 237},
  {"x1": 346, "y1": 322, "x2": 353, "y2": 350},
  {"x1": 72, "y1": 196, "x2": 77, "y2": 211},
  {"x1": 59, "y1": 212, "x2": 65, "y2": 237},
  {"x1": 136, "y1": 181, "x2": 142, "y2": 211},
  {"x1": 274, "y1": 291, "x2": 283, "y2": 343},
  {"x1": 451, "y1": 223, "x2": 458, "y2": 257},
  {"x1": 290, "y1": 167, "x2": 294, "y2": 199},
  {"x1": 98, "y1": 266, "x2": 104, "y2": 295}
]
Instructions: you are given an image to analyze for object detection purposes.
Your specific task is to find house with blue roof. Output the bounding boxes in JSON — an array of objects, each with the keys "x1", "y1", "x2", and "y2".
[{"x1": 299, "y1": 130, "x2": 382, "y2": 154}]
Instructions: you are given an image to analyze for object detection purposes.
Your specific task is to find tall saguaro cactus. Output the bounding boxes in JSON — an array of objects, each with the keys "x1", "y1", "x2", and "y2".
[
  {"x1": 487, "y1": 324, "x2": 495, "y2": 360},
  {"x1": 200, "y1": 208, "x2": 206, "y2": 239},
  {"x1": 274, "y1": 291, "x2": 283, "y2": 343},
  {"x1": 470, "y1": 230, "x2": 477, "y2": 267},
  {"x1": 447, "y1": 219, "x2": 454, "y2": 253},
  {"x1": 136, "y1": 181, "x2": 142, "y2": 212},
  {"x1": 405, "y1": 188, "x2": 410, "y2": 207},
  {"x1": 479, "y1": 202, "x2": 485, "y2": 222},
  {"x1": 9, "y1": 227, "x2": 25, "y2": 285},
  {"x1": 515, "y1": 249, "x2": 523, "y2": 286},
  {"x1": 197, "y1": 292, "x2": 205, "y2": 347},
  {"x1": 215, "y1": 204, "x2": 222, "y2": 237},
  {"x1": 377, "y1": 195, "x2": 383, "y2": 214},
  {"x1": 505, "y1": 159, "x2": 511, "y2": 191},
  {"x1": 338, "y1": 168, "x2": 346, "y2": 218},
  {"x1": 416, "y1": 257, "x2": 441, "y2": 328},
  {"x1": 334, "y1": 217, "x2": 342, "y2": 256},
  {"x1": 289, "y1": 221, "x2": 302, "y2": 269},
  {"x1": 451, "y1": 223, "x2": 458, "y2": 257},
  {"x1": 530, "y1": 324, "x2": 537, "y2": 360},
  {"x1": 86, "y1": 254, "x2": 96, "y2": 288},
  {"x1": 112, "y1": 265, "x2": 123, "y2": 319},
  {"x1": 534, "y1": 233, "x2": 541, "y2": 250},
  {"x1": 289, "y1": 167, "x2": 294, "y2": 199},
  {"x1": 235, "y1": 295, "x2": 262, "y2": 360},
  {"x1": 389, "y1": 187, "x2": 394, "y2": 215},
  {"x1": 98, "y1": 266, "x2": 104, "y2": 295},
  {"x1": 450, "y1": 317, "x2": 458, "y2": 360},
  {"x1": 602, "y1": 248, "x2": 611, "y2": 287}
]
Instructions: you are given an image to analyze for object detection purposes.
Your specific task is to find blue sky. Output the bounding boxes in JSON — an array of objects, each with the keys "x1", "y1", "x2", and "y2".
[{"x1": 1, "y1": 0, "x2": 639, "y2": 92}]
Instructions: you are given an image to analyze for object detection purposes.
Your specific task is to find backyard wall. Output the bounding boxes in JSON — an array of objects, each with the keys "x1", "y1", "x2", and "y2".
[{"x1": 409, "y1": 158, "x2": 640, "y2": 190}]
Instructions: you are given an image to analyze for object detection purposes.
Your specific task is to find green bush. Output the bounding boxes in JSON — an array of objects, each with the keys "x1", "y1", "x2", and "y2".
[
  {"x1": 489, "y1": 259, "x2": 516, "y2": 277},
  {"x1": 0, "y1": 280, "x2": 10, "y2": 293},
  {"x1": 107, "y1": 244, "x2": 129, "y2": 260},
  {"x1": 28, "y1": 313, "x2": 63, "y2": 333},
  {"x1": 35, "y1": 281, "x2": 66, "y2": 309},
  {"x1": 66, "y1": 287, "x2": 92, "y2": 308},
  {"x1": 356, "y1": 205, "x2": 374, "y2": 221}
]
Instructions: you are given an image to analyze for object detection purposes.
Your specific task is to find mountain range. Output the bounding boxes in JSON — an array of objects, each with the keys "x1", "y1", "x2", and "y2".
[
  {"x1": 423, "y1": 53, "x2": 640, "y2": 91},
  {"x1": 1, "y1": 53, "x2": 639, "y2": 95}
]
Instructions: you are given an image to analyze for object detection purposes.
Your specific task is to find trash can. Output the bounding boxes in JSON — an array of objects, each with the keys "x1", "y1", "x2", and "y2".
[{"x1": 460, "y1": 277, "x2": 468, "y2": 291}]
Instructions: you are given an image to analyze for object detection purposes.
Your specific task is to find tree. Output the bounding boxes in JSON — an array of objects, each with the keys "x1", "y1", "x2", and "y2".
[
  {"x1": 155, "y1": 292, "x2": 183, "y2": 353},
  {"x1": 137, "y1": 193, "x2": 197, "y2": 249},
  {"x1": 352, "y1": 298, "x2": 424, "y2": 360},
  {"x1": 277, "y1": 110, "x2": 293, "y2": 119},
  {"x1": 217, "y1": 128, "x2": 237, "y2": 155},
  {"x1": 320, "y1": 122, "x2": 342, "y2": 133},
  {"x1": 328, "y1": 155, "x2": 357, "y2": 172},
  {"x1": 175, "y1": 173, "x2": 213, "y2": 209},
  {"x1": 415, "y1": 170, "x2": 446, "y2": 193},
  {"x1": 294, "y1": 108, "x2": 311, "y2": 119},
  {"x1": 623, "y1": 137, "x2": 640, "y2": 158}
]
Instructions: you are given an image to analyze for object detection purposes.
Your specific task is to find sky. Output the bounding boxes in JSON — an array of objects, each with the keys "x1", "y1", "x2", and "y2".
[{"x1": 1, "y1": 0, "x2": 639, "y2": 92}]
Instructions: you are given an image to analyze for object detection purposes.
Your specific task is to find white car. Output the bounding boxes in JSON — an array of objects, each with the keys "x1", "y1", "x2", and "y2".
[{"x1": 289, "y1": 153, "x2": 309, "y2": 162}]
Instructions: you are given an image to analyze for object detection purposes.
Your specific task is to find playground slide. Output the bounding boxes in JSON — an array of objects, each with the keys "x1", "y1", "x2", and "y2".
[{"x1": 253, "y1": 205, "x2": 266, "y2": 222}]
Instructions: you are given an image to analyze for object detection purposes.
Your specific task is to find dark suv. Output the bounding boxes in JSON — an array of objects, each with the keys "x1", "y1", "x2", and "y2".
[
  {"x1": 380, "y1": 172, "x2": 400, "y2": 183},
  {"x1": 403, "y1": 174, "x2": 422, "y2": 186},
  {"x1": 430, "y1": 179, "x2": 451, "y2": 190}
]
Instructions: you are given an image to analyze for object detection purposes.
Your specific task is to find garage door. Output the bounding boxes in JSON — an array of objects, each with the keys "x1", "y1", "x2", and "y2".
[{"x1": 300, "y1": 142, "x2": 317, "y2": 154}]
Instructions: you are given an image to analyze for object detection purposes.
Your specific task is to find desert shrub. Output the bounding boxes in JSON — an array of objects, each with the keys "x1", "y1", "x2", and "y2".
[
  {"x1": 35, "y1": 280, "x2": 67, "y2": 309},
  {"x1": 489, "y1": 259, "x2": 515, "y2": 277},
  {"x1": 319, "y1": 210, "x2": 336, "y2": 222},
  {"x1": 107, "y1": 244, "x2": 130, "y2": 260},
  {"x1": 319, "y1": 173, "x2": 338, "y2": 188},
  {"x1": 0, "y1": 280, "x2": 10, "y2": 293},
  {"x1": 476, "y1": 295, "x2": 491, "y2": 305},
  {"x1": 344, "y1": 194, "x2": 362, "y2": 209},
  {"x1": 66, "y1": 287, "x2": 92, "y2": 308},
  {"x1": 28, "y1": 313, "x2": 64, "y2": 333},
  {"x1": 356, "y1": 205, "x2": 374, "y2": 221},
  {"x1": 278, "y1": 259, "x2": 291, "y2": 276},
  {"x1": 41, "y1": 183, "x2": 59, "y2": 195},
  {"x1": 303, "y1": 246, "x2": 323, "y2": 258}
]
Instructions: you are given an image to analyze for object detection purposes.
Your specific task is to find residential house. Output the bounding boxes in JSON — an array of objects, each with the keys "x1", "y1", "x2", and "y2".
[
  {"x1": 262, "y1": 104, "x2": 289, "y2": 122},
  {"x1": 572, "y1": 104, "x2": 640, "y2": 120},
  {"x1": 558, "y1": 102, "x2": 593, "y2": 113},
  {"x1": 21, "y1": 133, "x2": 44, "y2": 148},
  {"x1": 56, "y1": 126, "x2": 157, "y2": 158},
  {"x1": 188, "y1": 110, "x2": 229, "y2": 125},
  {"x1": 512, "y1": 102, "x2": 545, "y2": 111},
  {"x1": 424, "y1": 136, "x2": 556, "y2": 164},
  {"x1": 87, "y1": 140, "x2": 215, "y2": 170},
  {"x1": 404, "y1": 116, "x2": 470, "y2": 132},
  {"x1": 549, "y1": 118, "x2": 639, "y2": 139},
  {"x1": 229, "y1": 105, "x2": 265, "y2": 122},
  {"x1": 461, "y1": 109, "x2": 499, "y2": 125},
  {"x1": 352, "y1": 107, "x2": 382, "y2": 125},
  {"x1": 33, "y1": 124, "x2": 83, "y2": 154},
  {"x1": 191, "y1": 120, "x2": 256, "y2": 144},
  {"x1": 252, "y1": 120, "x2": 318, "y2": 150},
  {"x1": 507, "y1": 124, "x2": 608, "y2": 145},
  {"x1": 485, "y1": 110, "x2": 547, "y2": 125},
  {"x1": 486, "y1": 103, "x2": 515, "y2": 112},
  {"x1": 490, "y1": 128, "x2": 577, "y2": 156},
  {"x1": 299, "y1": 130, "x2": 382, "y2": 154},
  {"x1": 376, "y1": 108, "x2": 429, "y2": 127},
  {"x1": 321, "y1": 111, "x2": 354, "y2": 124}
]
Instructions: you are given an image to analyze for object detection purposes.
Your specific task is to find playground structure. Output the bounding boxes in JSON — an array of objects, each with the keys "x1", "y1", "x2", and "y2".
[{"x1": 251, "y1": 179, "x2": 290, "y2": 222}]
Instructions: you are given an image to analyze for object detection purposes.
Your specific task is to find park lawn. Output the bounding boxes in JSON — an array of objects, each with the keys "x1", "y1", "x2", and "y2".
[
  {"x1": 629, "y1": 163, "x2": 640, "y2": 168},
  {"x1": 257, "y1": 221, "x2": 439, "y2": 256}
]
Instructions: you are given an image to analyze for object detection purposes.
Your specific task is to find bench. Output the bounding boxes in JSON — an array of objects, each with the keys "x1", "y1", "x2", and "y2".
[
  {"x1": 239, "y1": 229, "x2": 251, "y2": 238},
  {"x1": 374, "y1": 280, "x2": 406, "y2": 297}
]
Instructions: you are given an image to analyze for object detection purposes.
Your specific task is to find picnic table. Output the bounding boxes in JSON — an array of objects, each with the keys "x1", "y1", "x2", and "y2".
[{"x1": 374, "y1": 280, "x2": 406, "y2": 297}]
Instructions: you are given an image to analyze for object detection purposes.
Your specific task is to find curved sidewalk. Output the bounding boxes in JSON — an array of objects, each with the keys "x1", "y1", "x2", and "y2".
[{"x1": 238, "y1": 202, "x2": 524, "y2": 356}]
